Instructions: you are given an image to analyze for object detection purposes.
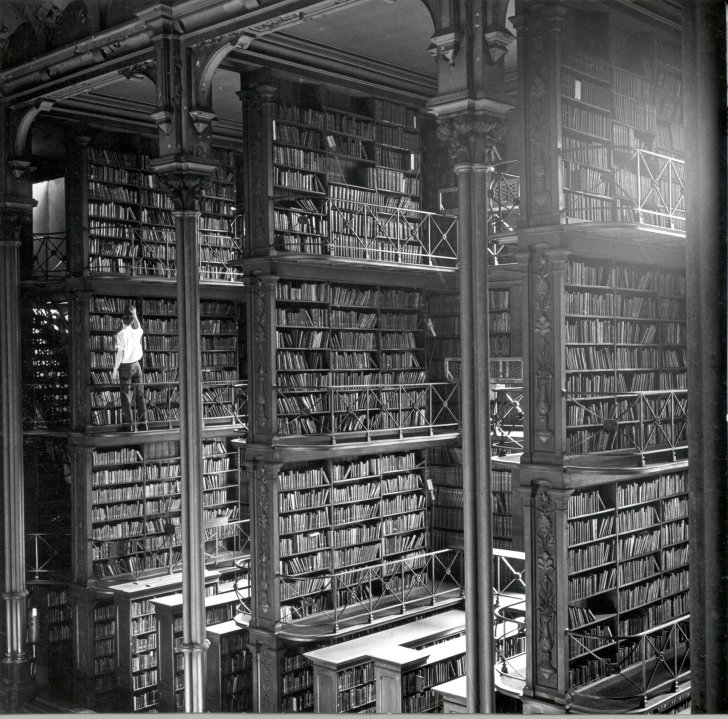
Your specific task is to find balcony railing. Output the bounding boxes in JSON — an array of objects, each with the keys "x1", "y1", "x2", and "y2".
[
  {"x1": 491, "y1": 386, "x2": 524, "y2": 455},
  {"x1": 562, "y1": 147, "x2": 685, "y2": 233},
  {"x1": 567, "y1": 614, "x2": 689, "y2": 709},
  {"x1": 32, "y1": 231, "x2": 244, "y2": 281},
  {"x1": 92, "y1": 517, "x2": 249, "y2": 581},
  {"x1": 277, "y1": 548, "x2": 463, "y2": 634},
  {"x1": 565, "y1": 389, "x2": 687, "y2": 463},
  {"x1": 493, "y1": 549, "x2": 527, "y2": 682},
  {"x1": 327, "y1": 198, "x2": 458, "y2": 267},
  {"x1": 26, "y1": 532, "x2": 72, "y2": 582},
  {"x1": 88, "y1": 379, "x2": 247, "y2": 431},
  {"x1": 275, "y1": 382, "x2": 460, "y2": 441},
  {"x1": 30, "y1": 232, "x2": 67, "y2": 280},
  {"x1": 204, "y1": 517, "x2": 251, "y2": 568}
]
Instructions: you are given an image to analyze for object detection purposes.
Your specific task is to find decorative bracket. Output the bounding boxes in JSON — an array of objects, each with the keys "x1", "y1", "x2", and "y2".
[
  {"x1": 188, "y1": 108, "x2": 216, "y2": 134},
  {"x1": 13, "y1": 98, "x2": 54, "y2": 157},
  {"x1": 7, "y1": 159, "x2": 33, "y2": 179},
  {"x1": 150, "y1": 109, "x2": 173, "y2": 135},
  {"x1": 484, "y1": 28, "x2": 515, "y2": 64},
  {"x1": 428, "y1": 31, "x2": 461, "y2": 66}
]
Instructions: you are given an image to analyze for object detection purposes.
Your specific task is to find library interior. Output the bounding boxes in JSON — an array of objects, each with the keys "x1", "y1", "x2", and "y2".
[{"x1": 0, "y1": 0, "x2": 724, "y2": 714}]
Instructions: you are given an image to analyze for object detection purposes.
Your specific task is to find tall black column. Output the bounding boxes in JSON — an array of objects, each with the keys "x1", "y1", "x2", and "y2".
[
  {"x1": 683, "y1": 0, "x2": 728, "y2": 712},
  {"x1": 0, "y1": 204, "x2": 35, "y2": 710},
  {"x1": 154, "y1": 168, "x2": 214, "y2": 712}
]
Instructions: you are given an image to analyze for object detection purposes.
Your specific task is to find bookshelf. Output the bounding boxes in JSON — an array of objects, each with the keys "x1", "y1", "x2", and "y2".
[
  {"x1": 557, "y1": 34, "x2": 684, "y2": 228},
  {"x1": 275, "y1": 451, "x2": 429, "y2": 624},
  {"x1": 92, "y1": 599, "x2": 118, "y2": 703},
  {"x1": 304, "y1": 609, "x2": 465, "y2": 713},
  {"x1": 199, "y1": 147, "x2": 243, "y2": 281},
  {"x1": 88, "y1": 148, "x2": 175, "y2": 277},
  {"x1": 243, "y1": 79, "x2": 457, "y2": 267},
  {"x1": 273, "y1": 280, "x2": 431, "y2": 438},
  {"x1": 206, "y1": 618, "x2": 253, "y2": 712},
  {"x1": 87, "y1": 146, "x2": 243, "y2": 280},
  {"x1": 400, "y1": 634, "x2": 466, "y2": 712},
  {"x1": 566, "y1": 468, "x2": 689, "y2": 691},
  {"x1": 88, "y1": 296, "x2": 178, "y2": 430},
  {"x1": 110, "y1": 572, "x2": 220, "y2": 712},
  {"x1": 85, "y1": 437, "x2": 242, "y2": 582},
  {"x1": 281, "y1": 646, "x2": 317, "y2": 712},
  {"x1": 43, "y1": 587, "x2": 73, "y2": 685},
  {"x1": 564, "y1": 256, "x2": 686, "y2": 458},
  {"x1": 87, "y1": 295, "x2": 244, "y2": 431},
  {"x1": 153, "y1": 591, "x2": 238, "y2": 711}
]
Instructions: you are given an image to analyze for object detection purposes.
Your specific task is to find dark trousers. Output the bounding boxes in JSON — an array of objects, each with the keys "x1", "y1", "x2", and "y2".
[{"x1": 119, "y1": 361, "x2": 147, "y2": 427}]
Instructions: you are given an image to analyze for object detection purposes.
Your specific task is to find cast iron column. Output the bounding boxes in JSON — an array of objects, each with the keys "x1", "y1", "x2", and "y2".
[
  {"x1": 684, "y1": 0, "x2": 728, "y2": 712},
  {"x1": 0, "y1": 203, "x2": 35, "y2": 710}
]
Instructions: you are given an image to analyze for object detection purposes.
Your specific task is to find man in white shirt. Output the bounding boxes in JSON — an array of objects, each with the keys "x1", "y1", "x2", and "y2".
[{"x1": 111, "y1": 304, "x2": 148, "y2": 431}]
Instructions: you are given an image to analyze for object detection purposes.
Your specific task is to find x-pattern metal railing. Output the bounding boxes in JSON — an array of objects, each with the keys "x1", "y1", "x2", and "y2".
[
  {"x1": 276, "y1": 382, "x2": 460, "y2": 440},
  {"x1": 488, "y1": 169, "x2": 521, "y2": 236},
  {"x1": 198, "y1": 229, "x2": 245, "y2": 282},
  {"x1": 561, "y1": 147, "x2": 685, "y2": 232},
  {"x1": 88, "y1": 379, "x2": 247, "y2": 430},
  {"x1": 203, "y1": 517, "x2": 250, "y2": 567},
  {"x1": 493, "y1": 549, "x2": 527, "y2": 680},
  {"x1": 491, "y1": 386, "x2": 524, "y2": 455},
  {"x1": 278, "y1": 548, "x2": 462, "y2": 632},
  {"x1": 567, "y1": 614, "x2": 690, "y2": 707},
  {"x1": 566, "y1": 389, "x2": 687, "y2": 463},
  {"x1": 630, "y1": 149, "x2": 685, "y2": 230},
  {"x1": 328, "y1": 198, "x2": 458, "y2": 267},
  {"x1": 31, "y1": 233, "x2": 67, "y2": 279},
  {"x1": 202, "y1": 380, "x2": 248, "y2": 427},
  {"x1": 26, "y1": 532, "x2": 71, "y2": 581}
]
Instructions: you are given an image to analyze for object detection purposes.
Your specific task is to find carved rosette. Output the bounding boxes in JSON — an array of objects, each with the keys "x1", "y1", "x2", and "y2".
[
  {"x1": 533, "y1": 252, "x2": 554, "y2": 447},
  {"x1": 436, "y1": 112, "x2": 506, "y2": 166},
  {"x1": 254, "y1": 462, "x2": 272, "y2": 618},
  {"x1": 253, "y1": 279, "x2": 270, "y2": 433},
  {"x1": 534, "y1": 483, "x2": 557, "y2": 685}
]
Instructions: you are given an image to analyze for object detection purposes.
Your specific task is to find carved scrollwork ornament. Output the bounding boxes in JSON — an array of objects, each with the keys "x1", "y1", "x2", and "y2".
[
  {"x1": 533, "y1": 252, "x2": 554, "y2": 445},
  {"x1": 534, "y1": 483, "x2": 557, "y2": 684},
  {"x1": 253, "y1": 280, "x2": 270, "y2": 431},
  {"x1": 255, "y1": 462, "x2": 271, "y2": 616}
]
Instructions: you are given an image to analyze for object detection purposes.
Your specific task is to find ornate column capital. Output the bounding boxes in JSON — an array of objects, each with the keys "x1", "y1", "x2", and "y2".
[
  {"x1": 436, "y1": 112, "x2": 507, "y2": 165},
  {"x1": 151, "y1": 163, "x2": 216, "y2": 211}
]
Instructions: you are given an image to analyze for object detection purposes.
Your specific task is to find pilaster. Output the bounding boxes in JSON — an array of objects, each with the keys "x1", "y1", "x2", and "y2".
[
  {"x1": 246, "y1": 276, "x2": 278, "y2": 445},
  {"x1": 66, "y1": 133, "x2": 90, "y2": 277},
  {"x1": 512, "y1": 1, "x2": 568, "y2": 228},
  {"x1": 522, "y1": 244, "x2": 569, "y2": 465},
  {"x1": 247, "y1": 626, "x2": 284, "y2": 713},
  {"x1": 239, "y1": 78, "x2": 277, "y2": 258},
  {"x1": 246, "y1": 459, "x2": 282, "y2": 634},
  {"x1": 68, "y1": 441, "x2": 93, "y2": 586},
  {"x1": 520, "y1": 481, "x2": 572, "y2": 707}
]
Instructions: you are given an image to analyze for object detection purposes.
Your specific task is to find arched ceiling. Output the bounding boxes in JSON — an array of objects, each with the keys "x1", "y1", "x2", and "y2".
[{"x1": 278, "y1": 0, "x2": 436, "y2": 78}]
